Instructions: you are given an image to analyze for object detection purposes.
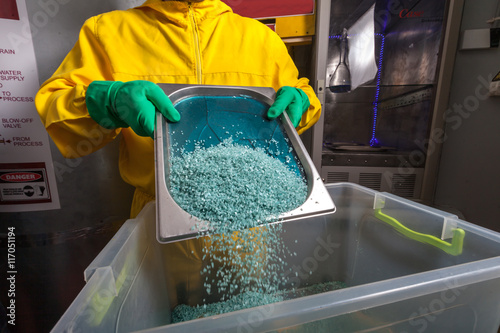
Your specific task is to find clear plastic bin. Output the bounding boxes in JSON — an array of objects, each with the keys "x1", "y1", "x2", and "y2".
[{"x1": 52, "y1": 183, "x2": 500, "y2": 332}]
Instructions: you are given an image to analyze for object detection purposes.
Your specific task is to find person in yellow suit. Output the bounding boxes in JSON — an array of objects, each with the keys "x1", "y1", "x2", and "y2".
[
  {"x1": 35, "y1": 0, "x2": 321, "y2": 306},
  {"x1": 35, "y1": 0, "x2": 321, "y2": 218}
]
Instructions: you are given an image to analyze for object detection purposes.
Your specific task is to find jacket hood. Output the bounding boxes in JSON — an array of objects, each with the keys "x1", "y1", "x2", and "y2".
[{"x1": 137, "y1": 0, "x2": 233, "y2": 25}]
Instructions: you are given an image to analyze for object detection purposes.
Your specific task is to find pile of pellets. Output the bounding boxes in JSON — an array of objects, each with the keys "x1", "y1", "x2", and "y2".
[
  {"x1": 169, "y1": 139, "x2": 307, "y2": 233},
  {"x1": 169, "y1": 139, "x2": 308, "y2": 321}
]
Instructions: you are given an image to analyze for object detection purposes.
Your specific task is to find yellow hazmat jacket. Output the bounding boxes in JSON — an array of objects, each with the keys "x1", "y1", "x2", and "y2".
[{"x1": 35, "y1": 0, "x2": 321, "y2": 217}]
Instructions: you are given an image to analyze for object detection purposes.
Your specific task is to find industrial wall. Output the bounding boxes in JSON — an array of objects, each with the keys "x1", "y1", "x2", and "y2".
[{"x1": 434, "y1": 0, "x2": 500, "y2": 232}]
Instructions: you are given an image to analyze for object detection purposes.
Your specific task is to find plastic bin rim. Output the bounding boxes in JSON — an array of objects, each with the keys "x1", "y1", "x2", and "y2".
[{"x1": 327, "y1": 182, "x2": 500, "y2": 242}]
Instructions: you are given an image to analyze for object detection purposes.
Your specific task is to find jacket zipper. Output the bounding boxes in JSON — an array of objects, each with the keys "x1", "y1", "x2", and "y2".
[{"x1": 188, "y1": 3, "x2": 203, "y2": 84}]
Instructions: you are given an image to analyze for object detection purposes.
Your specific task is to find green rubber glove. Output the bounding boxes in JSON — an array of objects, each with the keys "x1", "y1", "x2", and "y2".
[
  {"x1": 86, "y1": 80, "x2": 180, "y2": 138},
  {"x1": 267, "y1": 86, "x2": 310, "y2": 127}
]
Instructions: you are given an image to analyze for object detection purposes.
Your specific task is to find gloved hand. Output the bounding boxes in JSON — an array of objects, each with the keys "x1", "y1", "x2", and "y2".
[
  {"x1": 267, "y1": 86, "x2": 310, "y2": 127},
  {"x1": 86, "y1": 80, "x2": 180, "y2": 138}
]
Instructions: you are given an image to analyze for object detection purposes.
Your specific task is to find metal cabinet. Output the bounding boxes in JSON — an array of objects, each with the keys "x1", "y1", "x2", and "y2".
[{"x1": 310, "y1": 0, "x2": 465, "y2": 202}]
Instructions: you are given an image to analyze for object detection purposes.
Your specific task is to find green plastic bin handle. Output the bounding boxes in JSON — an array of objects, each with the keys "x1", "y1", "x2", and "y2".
[
  {"x1": 89, "y1": 257, "x2": 131, "y2": 327},
  {"x1": 374, "y1": 208, "x2": 465, "y2": 256}
]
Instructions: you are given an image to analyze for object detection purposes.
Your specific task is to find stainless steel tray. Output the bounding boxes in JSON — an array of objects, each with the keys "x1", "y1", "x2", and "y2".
[{"x1": 155, "y1": 84, "x2": 335, "y2": 243}]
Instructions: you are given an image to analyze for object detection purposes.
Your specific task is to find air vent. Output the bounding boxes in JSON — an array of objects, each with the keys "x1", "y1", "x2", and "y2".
[
  {"x1": 359, "y1": 173, "x2": 382, "y2": 191},
  {"x1": 326, "y1": 172, "x2": 349, "y2": 183},
  {"x1": 392, "y1": 174, "x2": 416, "y2": 198}
]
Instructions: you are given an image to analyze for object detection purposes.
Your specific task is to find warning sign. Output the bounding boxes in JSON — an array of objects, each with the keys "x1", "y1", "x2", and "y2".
[{"x1": 0, "y1": 163, "x2": 52, "y2": 205}]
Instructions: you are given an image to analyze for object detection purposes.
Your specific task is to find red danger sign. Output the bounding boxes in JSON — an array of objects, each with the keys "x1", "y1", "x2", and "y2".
[{"x1": 0, "y1": 172, "x2": 42, "y2": 182}]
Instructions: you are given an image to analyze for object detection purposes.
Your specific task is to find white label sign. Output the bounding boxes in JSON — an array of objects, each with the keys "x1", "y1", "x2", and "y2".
[{"x1": 0, "y1": 0, "x2": 60, "y2": 212}]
